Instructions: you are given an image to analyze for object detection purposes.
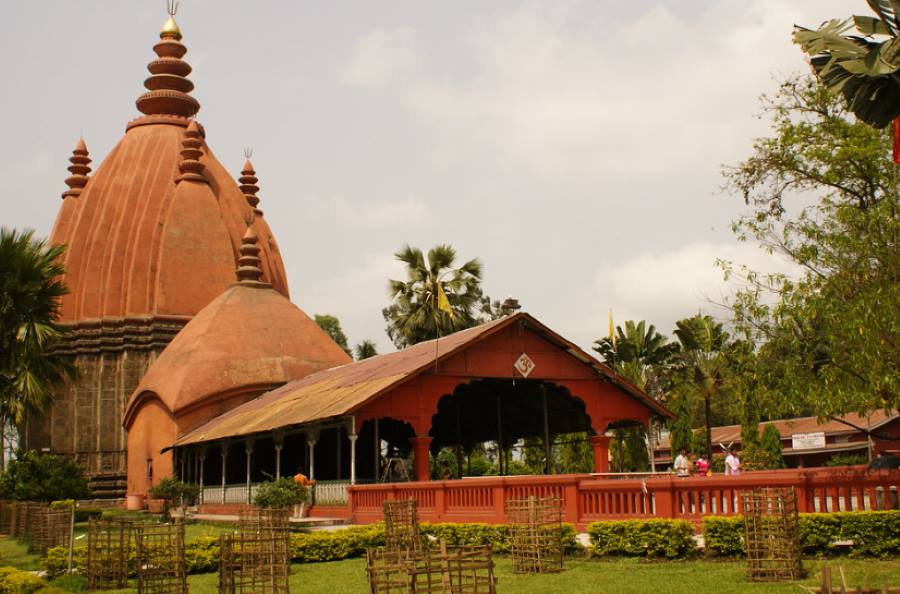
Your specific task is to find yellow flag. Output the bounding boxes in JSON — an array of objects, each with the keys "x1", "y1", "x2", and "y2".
[
  {"x1": 608, "y1": 309, "x2": 616, "y2": 346},
  {"x1": 437, "y1": 284, "x2": 454, "y2": 319}
]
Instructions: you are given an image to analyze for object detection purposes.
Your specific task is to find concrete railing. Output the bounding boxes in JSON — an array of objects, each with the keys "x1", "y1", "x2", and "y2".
[
  {"x1": 201, "y1": 483, "x2": 258, "y2": 505},
  {"x1": 313, "y1": 481, "x2": 351, "y2": 506},
  {"x1": 348, "y1": 466, "x2": 900, "y2": 529}
]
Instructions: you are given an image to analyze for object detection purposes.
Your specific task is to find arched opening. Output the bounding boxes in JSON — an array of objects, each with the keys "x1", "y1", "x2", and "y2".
[
  {"x1": 356, "y1": 417, "x2": 416, "y2": 482},
  {"x1": 429, "y1": 379, "x2": 596, "y2": 478}
]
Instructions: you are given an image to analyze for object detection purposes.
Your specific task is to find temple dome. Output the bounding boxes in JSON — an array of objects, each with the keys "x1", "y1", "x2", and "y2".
[
  {"x1": 124, "y1": 229, "x2": 352, "y2": 427},
  {"x1": 50, "y1": 16, "x2": 290, "y2": 323}
]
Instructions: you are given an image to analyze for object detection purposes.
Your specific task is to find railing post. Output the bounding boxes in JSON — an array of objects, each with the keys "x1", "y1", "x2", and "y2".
[
  {"x1": 434, "y1": 482, "x2": 446, "y2": 522},
  {"x1": 493, "y1": 481, "x2": 506, "y2": 523},
  {"x1": 654, "y1": 476, "x2": 676, "y2": 518},
  {"x1": 563, "y1": 481, "x2": 579, "y2": 525}
]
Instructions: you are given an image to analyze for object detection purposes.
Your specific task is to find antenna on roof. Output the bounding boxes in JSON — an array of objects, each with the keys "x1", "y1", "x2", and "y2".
[
  {"x1": 167, "y1": 0, "x2": 180, "y2": 16},
  {"x1": 243, "y1": 147, "x2": 253, "y2": 160}
]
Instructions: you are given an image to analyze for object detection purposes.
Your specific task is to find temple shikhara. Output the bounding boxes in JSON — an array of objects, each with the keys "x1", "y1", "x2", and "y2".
[{"x1": 30, "y1": 10, "x2": 671, "y2": 517}]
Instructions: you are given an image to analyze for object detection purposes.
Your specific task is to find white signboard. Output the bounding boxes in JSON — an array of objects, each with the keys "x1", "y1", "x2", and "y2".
[{"x1": 791, "y1": 431, "x2": 826, "y2": 450}]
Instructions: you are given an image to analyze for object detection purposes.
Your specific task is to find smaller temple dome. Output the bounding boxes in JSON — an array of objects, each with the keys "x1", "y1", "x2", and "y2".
[{"x1": 125, "y1": 233, "x2": 351, "y2": 426}]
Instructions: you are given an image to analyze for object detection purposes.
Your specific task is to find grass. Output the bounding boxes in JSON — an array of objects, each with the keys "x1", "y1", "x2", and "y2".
[
  {"x1": 43, "y1": 556, "x2": 900, "y2": 594},
  {"x1": 1, "y1": 532, "x2": 898, "y2": 593}
]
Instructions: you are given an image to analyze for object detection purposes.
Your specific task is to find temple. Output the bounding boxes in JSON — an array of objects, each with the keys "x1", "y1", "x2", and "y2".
[{"x1": 33, "y1": 9, "x2": 670, "y2": 509}]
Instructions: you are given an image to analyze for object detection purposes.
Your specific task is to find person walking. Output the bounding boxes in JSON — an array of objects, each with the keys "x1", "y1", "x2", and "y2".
[
  {"x1": 673, "y1": 448, "x2": 691, "y2": 477},
  {"x1": 725, "y1": 449, "x2": 741, "y2": 476}
]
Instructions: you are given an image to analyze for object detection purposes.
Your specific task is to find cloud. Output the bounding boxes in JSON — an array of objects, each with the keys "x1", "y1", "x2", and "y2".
[
  {"x1": 339, "y1": 28, "x2": 421, "y2": 87},
  {"x1": 331, "y1": 195, "x2": 429, "y2": 229},
  {"x1": 585, "y1": 241, "x2": 800, "y2": 342}
]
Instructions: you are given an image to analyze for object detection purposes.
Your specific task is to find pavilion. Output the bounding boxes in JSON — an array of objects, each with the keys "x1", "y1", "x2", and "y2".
[{"x1": 166, "y1": 312, "x2": 672, "y2": 511}]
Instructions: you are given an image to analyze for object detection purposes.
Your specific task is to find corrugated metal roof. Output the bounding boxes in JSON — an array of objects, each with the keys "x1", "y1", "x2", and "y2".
[{"x1": 173, "y1": 312, "x2": 670, "y2": 447}]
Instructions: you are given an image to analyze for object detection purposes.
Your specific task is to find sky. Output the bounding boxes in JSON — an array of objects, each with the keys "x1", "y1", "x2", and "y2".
[{"x1": 3, "y1": 0, "x2": 850, "y2": 354}]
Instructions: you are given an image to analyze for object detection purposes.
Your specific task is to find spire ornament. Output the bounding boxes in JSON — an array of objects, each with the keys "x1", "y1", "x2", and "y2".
[
  {"x1": 236, "y1": 226, "x2": 269, "y2": 286},
  {"x1": 176, "y1": 121, "x2": 207, "y2": 183},
  {"x1": 62, "y1": 138, "x2": 92, "y2": 199},
  {"x1": 136, "y1": 2, "x2": 199, "y2": 117},
  {"x1": 239, "y1": 149, "x2": 263, "y2": 216}
]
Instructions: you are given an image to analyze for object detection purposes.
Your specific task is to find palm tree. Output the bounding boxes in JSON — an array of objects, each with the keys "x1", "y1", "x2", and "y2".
[
  {"x1": 0, "y1": 228, "x2": 74, "y2": 469},
  {"x1": 594, "y1": 320, "x2": 678, "y2": 391},
  {"x1": 382, "y1": 244, "x2": 482, "y2": 348},
  {"x1": 354, "y1": 339, "x2": 379, "y2": 360},
  {"x1": 672, "y1": 315, "x2": 730, "y2": 461},
  {"x1": 793, "y1": 2, "x2": 900, "y2": 128}
]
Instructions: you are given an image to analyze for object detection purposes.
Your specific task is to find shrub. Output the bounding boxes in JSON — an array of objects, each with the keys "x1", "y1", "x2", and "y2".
[
  {"x1": 825, "y1": 453, "x2": 867, "y2": 467},
  {"x1": 587, "y1": 519, "x2": 696, "y2": 558},
  {"x1": 701, "y1": 516, "x2": 743, "y2": 556},
  {"x1": 700, "y1": 510, "x2": 900, "y2": 557},
  {"x1": 0, "y1": 452, "x2": 89, "y2": 502},
  {"x1": 0, "y1": 566, "x2": 50, "y2": 594},
  {"x1": 73, "y1": 507, "x2": 102, "y2": 523},
  {"x1": 253, "y1": 478, "x2": 308, "y2": 508},
  {"x1": 149, "y1": 477, "x2": 200, "y2": 511}
]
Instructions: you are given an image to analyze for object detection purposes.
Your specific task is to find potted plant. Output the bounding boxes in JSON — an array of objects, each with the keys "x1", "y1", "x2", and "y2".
[{"x1": 253, "y1": 477, "x2": 309, "y2": 518}]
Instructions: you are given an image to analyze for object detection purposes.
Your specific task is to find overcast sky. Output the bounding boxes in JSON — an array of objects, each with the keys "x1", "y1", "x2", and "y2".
[{"x1": 4, "y1": 0, "x2": 849, "y2": 354}]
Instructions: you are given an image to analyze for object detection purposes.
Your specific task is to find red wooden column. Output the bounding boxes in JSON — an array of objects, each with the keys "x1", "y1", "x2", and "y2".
[
  {"x1": 410, "y1": 436, "x2": 433, "y2": 482},
  {"x1": 591, "y1": 435, "x2": 611, "y2": 473}
]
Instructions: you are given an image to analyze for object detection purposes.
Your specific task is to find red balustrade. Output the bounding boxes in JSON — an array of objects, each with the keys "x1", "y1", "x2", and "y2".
[{"x1": 346, "y1": 466, "x2": 899, "y2": 530}]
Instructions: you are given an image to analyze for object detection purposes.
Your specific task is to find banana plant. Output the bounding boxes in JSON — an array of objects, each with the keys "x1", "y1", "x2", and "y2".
[{"x1": 793, "y1": 0, "x2": 900, "y2": 128}]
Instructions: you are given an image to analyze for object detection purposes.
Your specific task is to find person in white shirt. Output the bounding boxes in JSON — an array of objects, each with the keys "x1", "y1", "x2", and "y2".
[
  {"x1": 673, "y1": 448, "x2": 691, "y2": 477},
  {"x1": 725, "y1": 449, "x2": 741, "y2": 476}
]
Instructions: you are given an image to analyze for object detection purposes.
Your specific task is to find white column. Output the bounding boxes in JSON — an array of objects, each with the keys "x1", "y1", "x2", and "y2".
[
  {"x1": 348, "y1": 434, "x2": 358, "y2": 485},
  {"x1": 307, "y1": 437, "x2": 317, "y2": 481},
  {"x1": 198, "y1": 452, "x2": 206, "y2": 505},
  {"x1": 274, "y1": 444, "x2": 283, "y2": 480},
  {"x1": 221, "y1": 445, "x2": 228, "y2": 503},
  {"x1": 245, "y1": 441, "x2": 253, "y2": 504}
]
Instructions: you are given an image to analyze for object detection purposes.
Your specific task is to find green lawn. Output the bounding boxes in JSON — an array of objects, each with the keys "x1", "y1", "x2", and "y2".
[
  {"x1": 47, "y1": 557, "x2": 900, "y2": 594},
  {"x1": 2, "y1": 534, "x2": 897, "y2": 593}
]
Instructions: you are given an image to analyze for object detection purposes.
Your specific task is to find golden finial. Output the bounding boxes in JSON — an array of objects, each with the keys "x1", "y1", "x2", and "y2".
[{"x1": 161, "y1": 1, "x2": 182, "y2": 40}]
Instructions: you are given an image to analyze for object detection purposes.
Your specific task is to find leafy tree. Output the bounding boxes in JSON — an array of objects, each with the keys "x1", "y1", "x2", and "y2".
[
  {"x1": 0, "y1": 228, "x2": 75, "y2": 470},
  {"x1": 0, "y1": 451, "x2": 89, "y2": 502},
  {"x1": 149, "y1": 476, "x2": 200, "y2": 518},
  {"x1": 759, "y1": 424, "x2": 785, "y2": 469},
  {"x1": 313, "y1": 314, "x2": 351, "y2": 356},
  {"x1": 672, "y1": 315, "x2": 731, "y2": 460},
  {"x1": 793, "y1": 1, "x2": 900, "y2": 128},
  {"x1": 722, "y1": 74, "x2": 900, "y2": 417},
  {"x1": 253, "y1": 477, "x2": 308, "y2": 508},
  {"x1": 383, "y1": 244, "x2": 483, "y2": 348},
  {"x1": 667, "y1": 388, "x2": 694, "y2": 455},
  {"x1": 554, "y1": 432, "x2": 594, "y2": 474},
  {"x1": 353, "y1": 339, "x2": 379, "y2": 360}
]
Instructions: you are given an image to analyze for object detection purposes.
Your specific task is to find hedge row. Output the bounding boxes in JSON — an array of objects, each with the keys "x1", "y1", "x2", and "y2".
[
  {"x1": 587, "y1": 519, "x2": 696, "y2": 558},
  {"x1": 703, "y1": 511, "x2": 900, "y2": 558},
  {"x1": 0, "y1": 566, "x2": 67, "y2": 594},
  {"x1": 44, "y1": 521, "x2": 578, "y2": 577},
  {"x1": 590, "y1": 511, "x2": 900, "y2": 559}
]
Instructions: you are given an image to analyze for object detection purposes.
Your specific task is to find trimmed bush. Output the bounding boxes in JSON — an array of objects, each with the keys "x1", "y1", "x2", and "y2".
[
  {"x1": 701, "y1": 516, "x2": 743, "y2": 557},
  {"x1": 587, "y1": 519, "x2": 696, "y2": 558},
  {"x1": 0, "y1": 566, "x2": 51, "y2": 594},
  {"x1": 701, "y1": 510, "x2": 900, "y2": 558}
]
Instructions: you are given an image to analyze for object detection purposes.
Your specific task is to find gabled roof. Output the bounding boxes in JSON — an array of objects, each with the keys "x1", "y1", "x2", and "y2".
[{"x1": 173, "y1": 312, "x2": 671, "y2": 447}]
